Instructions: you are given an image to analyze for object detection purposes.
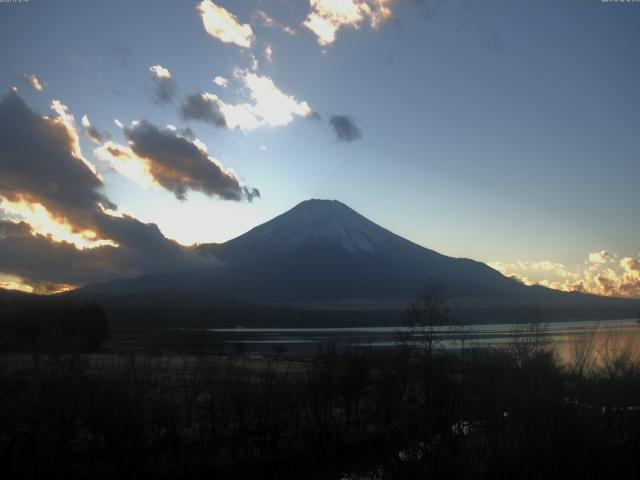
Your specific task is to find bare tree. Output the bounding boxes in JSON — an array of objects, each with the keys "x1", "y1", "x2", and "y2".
[
  {"x1": 406, "y1": 285, "x2": 450, "y2": 358},
  {"x1": 505, "y1": 306, "x2": 552, "y2": 368},
  {"x1": 564, "y1": 323, "x2": 599, "y2": 379}
]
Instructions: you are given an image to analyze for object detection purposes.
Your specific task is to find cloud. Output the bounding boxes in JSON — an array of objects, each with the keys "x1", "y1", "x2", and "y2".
[
  {"x1": 23, "y1": 74, "x2": 44, "y2": 92},
  {"x1": 588, "y1": 250, "x2": 610, "y2": 264},
  {"x1": 329, "y1": 115, "x2": 362, "y2": 142},
  {"x1": 180, "y1": 93, "x2": 227, "y2": 127},
  {"x1": 265, "y1": 45, "x2": 273, "y2": 63},
  {"x1": 255, "y1": 9, "x2": 296, "y2": 36},
  {"x1": 149, "y1": 65, "x2": 171, "y2": 79},
  {"x1": 0, "y1": 93, "x2": 111, "y2": 231},
  {"x1": 304, "y1": 0, "x2": 394, "y2": 46},
  {"x1": 213, "y1": 75, "x2": 229, "y2": 87},
  {"x1": 282, "y1": 25, "x2": 297, "y2": 36},
  {"x1": 94, "y1": 141, "x2": 157, "y2": 190},
  {"x1": 81, "y1": 115, "x2": 105, "y2": 144},
  {"x1": 0, "y1": 217, "x2": 207, "y2": 293},
  {"x1": 0, "y1": 92, "x2": 212, "y2": 291},
  {"x1": 95, "y1": 120, "x2": 259, "y2": 201},
  {"x1": 204, "y1": 69, "x2": 312, "y2": 130},
  {"x1": 149, "y1": 65, "x2": 177, "y2": 104},
  {"x1": 489, "y1": 252, "x2": 640, "y2": 298},
  {"x1": 0, "y1": 198, "x2": 117, "y2": 250},
  {"x1": 197, "y1": 0, "x2": 253, "y2": 48}
]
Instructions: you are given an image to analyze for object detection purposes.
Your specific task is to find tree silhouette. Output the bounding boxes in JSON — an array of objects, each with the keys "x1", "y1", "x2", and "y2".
[{"x1": 406, "y1": 284, "x2": 450, "y2": 357}]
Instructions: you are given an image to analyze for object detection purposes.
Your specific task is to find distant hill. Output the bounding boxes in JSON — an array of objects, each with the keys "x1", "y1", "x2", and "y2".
[{"x1": 79, "y1": 199, "x2": 637, "y2": 322}]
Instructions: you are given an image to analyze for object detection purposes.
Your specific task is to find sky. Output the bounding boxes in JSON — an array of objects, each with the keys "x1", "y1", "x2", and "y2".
[{"x1": 0, "y1": 0, "x2": 639, "y2": 296}]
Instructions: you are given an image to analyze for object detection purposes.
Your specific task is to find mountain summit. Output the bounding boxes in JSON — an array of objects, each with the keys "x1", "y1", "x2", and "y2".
[{"x1": 226, "y1": 199, "x2": 417, "y2": 255}]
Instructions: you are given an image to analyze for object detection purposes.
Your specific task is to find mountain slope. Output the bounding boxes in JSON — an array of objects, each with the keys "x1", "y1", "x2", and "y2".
[{"x1": 81, "y1": 199, "x2": 631, "y2": 311}]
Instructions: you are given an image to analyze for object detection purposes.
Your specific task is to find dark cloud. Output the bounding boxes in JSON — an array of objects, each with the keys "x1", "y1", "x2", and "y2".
[
  {"x1": 176, "y1": 126, "x2": 195, "y2": 140},
  {"x1": 329, "y1": 115, "x2": 362, "y2": 142},
  {"x1": 180, "y1": 93, "x2": 227, "y2": 127},
  {"x1": 0, "y1": 92, "x2": 212, "y2": 289},
  {"x1": 0, "y1": 220, "x2": 31, "y2": 237},
  {"x1": 0, "y1": 219, "x2": 206, "y2": 290},
  {"x1": 149, "y1": 66, "x2": 177, "y2": 104},
  {"x1": 0, "y1": 92, "x2": 114, "y2": 229},
  {"x1": 86, "y1": 125, "x2": 103, "y2": 143},
  {"x1": 81, "y1": 115, "x2": 108, "y2": 144},
  {"x1": 124, "y1": 120, "x2": 259, "y2": 201}
]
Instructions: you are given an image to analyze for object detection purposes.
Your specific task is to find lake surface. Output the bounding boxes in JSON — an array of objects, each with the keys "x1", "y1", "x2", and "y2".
[{"x1": 203, "y1": 318, "x2": 640, "y2": 354}]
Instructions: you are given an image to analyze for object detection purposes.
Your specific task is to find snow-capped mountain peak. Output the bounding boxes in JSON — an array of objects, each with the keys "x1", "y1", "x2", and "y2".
[{"x1": 228, "y1": 199, "x2": 404, "y2": 254}]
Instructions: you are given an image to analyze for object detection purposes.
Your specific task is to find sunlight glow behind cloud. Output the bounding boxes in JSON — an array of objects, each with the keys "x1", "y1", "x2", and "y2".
[
  {"x1": 48, "y1": 100, "x2": 100, "y2": 176},
  {"x1": 0, "y1": 197, "x2": 118, "y2": 250},
  {"x1": 94, "y1": 141, "x2": 158, "y2": 189},
  {"x1": 206, "y1": 69, "x2": 312, "y2": 130},
  {"x1": 304, "y1": 0, "x2": 393, "y2": 46},
  {"x1": 0, "y1": 273, "x2": 35, "y2": 293},
  {"x1": 197, "y1": 0, "x2": 253, "y2": 48},
  {"x1": 24, "y1": 73, "x2": 43, "y2": 91},
  {"x1": 94, "y1": 121, "x2": 258, "y2": 201}
]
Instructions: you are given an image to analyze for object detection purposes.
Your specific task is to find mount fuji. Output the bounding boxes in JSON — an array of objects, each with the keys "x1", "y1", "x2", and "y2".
[{"x1": 80, "y1": 199, "x2": 631, "y2": 317}]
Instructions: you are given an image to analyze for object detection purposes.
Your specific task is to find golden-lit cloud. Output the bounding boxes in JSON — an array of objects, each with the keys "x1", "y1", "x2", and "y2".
[
  {"x1": 197, "y1": 0, "x2": 253, "y2": 48},
  {"x1": 255, "y1": 9, "x2": 277, "y2": 27},
  {"x1": 0, "y1": 273, "x2": 34, "y2": 293},
  {"x1": 48, "y1": 100, "x2": 100, "y2": 176},
  {"x1": 255, "y1": 9, "x2": 296, "y2": 35},
  {"x1": 0, "y1": 197, "x2": 117, "y2": 250},
  {"x1": 81, "y1": 114, "x2": 105, "y2": 144},
  {"x1": 24, "y1": 73, "x2": 44, "y2": 91},
  {"x1": 489, "y1": 252, "x2": 640, "y2": 298},
  {"x1": 304, "y1": 0, "x2": 394, "y2": 46},
  {"x1": 588, "y1": 250, "x2": 610, "y2": 264},
  {"x1": 94, "y1": 141, "x2": 158, "y2": 189},
  {"x1": 0, "y1": 93, "x2": 213, "y2": 292},
  {"x1": 0, "y1": 273, "x2": 74, "y2": 295},
  {"x1": 0, "y1": 94, "x2": 114, "y2": 232},
  {"x1": 94, "y1": 121, "x2": 259, "y2": 201},
  {"x1": 205, "y1": 69, "x2": 312, "y2": 130}
]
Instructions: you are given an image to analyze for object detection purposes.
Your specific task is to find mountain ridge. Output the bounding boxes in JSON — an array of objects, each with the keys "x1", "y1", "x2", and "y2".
[{"x1": 78, "y1": 199, "x2": 635, "y2": 315}]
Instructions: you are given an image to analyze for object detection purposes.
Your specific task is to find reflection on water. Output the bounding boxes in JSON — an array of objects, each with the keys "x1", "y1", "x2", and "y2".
[{"x1": 203, "y1": 318, "x2": 640, "y2": 357}]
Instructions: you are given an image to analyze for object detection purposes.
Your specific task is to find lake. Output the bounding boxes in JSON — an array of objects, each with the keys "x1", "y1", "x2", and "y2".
[{"x1": 202, "y1": 318, "x2": 640, "y2": 355}]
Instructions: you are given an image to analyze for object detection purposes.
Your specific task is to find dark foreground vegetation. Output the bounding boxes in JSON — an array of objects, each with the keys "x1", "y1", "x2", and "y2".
[
  {"x1": 1, "y1": 324, "x2": 640, "y2": 479},
  {"x1": 1, "y1": 290, "x2": 640, "y2": 479},
  {"x1": 0, "y1": 296, "x2": 108, "y2": 352}
]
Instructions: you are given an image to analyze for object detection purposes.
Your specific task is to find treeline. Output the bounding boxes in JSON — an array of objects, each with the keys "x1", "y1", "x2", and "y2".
[
  {"x1": 0, "y1": 297, "x2": 108, "y2": 351},
  {"x1": 1, "y1": 332, "x2": 640, "y2": 479}
]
